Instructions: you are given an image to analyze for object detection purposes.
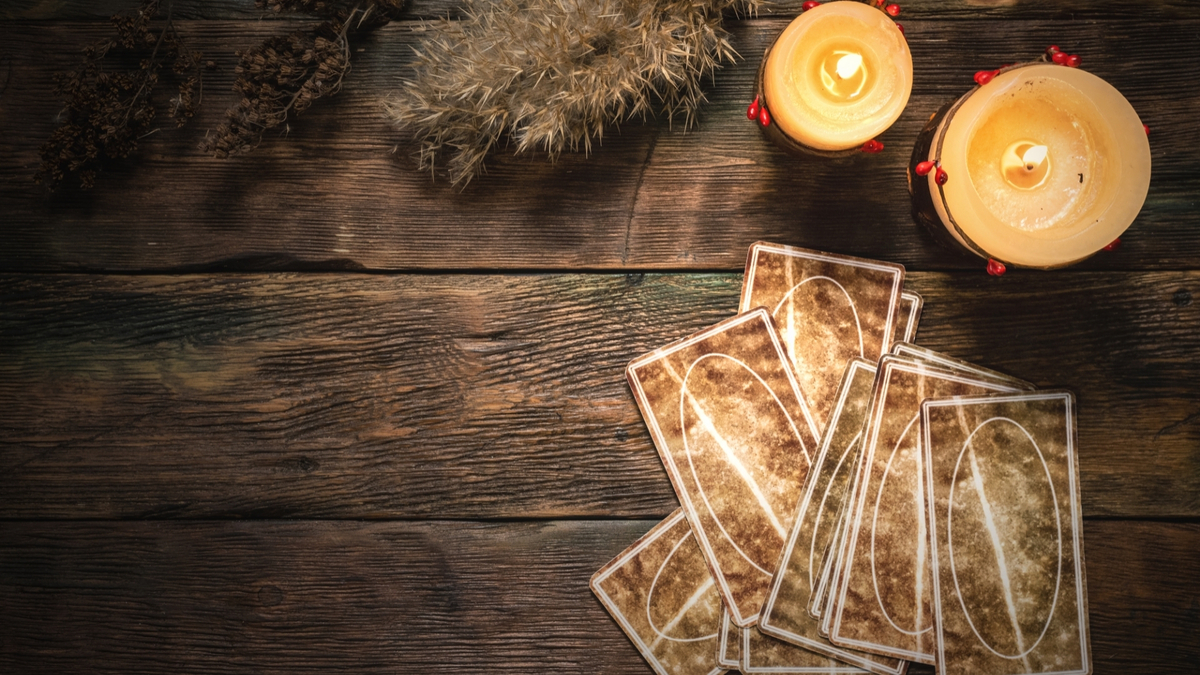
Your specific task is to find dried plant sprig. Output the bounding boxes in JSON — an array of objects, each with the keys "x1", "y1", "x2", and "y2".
[
  {"x1": 384, "y1": 0, "x2": 756, "y2": 186},
  {"x1": 202, "y1": 0, "x2": 405, "y2": 157},
  {"x1": 36, "y1": 0, "x2": 203, "y2": 189}
]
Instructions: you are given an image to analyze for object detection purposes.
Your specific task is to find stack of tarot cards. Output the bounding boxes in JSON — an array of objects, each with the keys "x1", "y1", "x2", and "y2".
[{"x1": 590, "y1": 243, "x2": 1091, "y2": 675}]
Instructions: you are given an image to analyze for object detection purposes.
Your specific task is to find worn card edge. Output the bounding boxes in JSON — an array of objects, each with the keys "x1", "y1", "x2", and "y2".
[
  {"x1": 897, "y1": 291, "x2": 923, "y2": 345},
  {"x1": 742, "y1": 624, "x2": 872, "y2": 674}
]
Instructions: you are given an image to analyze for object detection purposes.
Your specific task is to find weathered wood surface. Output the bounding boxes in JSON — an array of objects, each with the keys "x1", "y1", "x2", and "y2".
[
  {"x1": 3, "y1": 272, "x2": 1197, "y2": 520},
  {"x1": 0, "y1": 519, "x2": 1196, "y2": 673},
  {"x1": 2, "y1": 0, "x2": 1196, "y2": 21},
  {"x1": 1, "y1": 17, "x2": 1196, "y2": 272}
]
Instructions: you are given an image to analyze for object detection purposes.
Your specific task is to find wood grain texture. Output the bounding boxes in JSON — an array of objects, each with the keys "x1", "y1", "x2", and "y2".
[
  {"x1": 2, "y1": 0, "x2": 1195, "y2": 21},
  {"x1": 2, "y1": 272, "x2": 1197, "y2": 519},
  {"x1": 0, "y1": 519, "x2": 1196, "y2": 674},
  {"x1": 1, "y1": 17, "x2": 1196, "y2": 272}
]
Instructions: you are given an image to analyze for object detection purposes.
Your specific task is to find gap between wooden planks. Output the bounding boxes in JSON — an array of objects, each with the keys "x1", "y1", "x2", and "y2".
[
  {"x1": 0, "y1": 17, "x2": 1196, "y2": 272},
  {"x1": 2, "y1": 272, "x2": 1197, "y2": 520},
  {"x1": 0, "y1": 519, "x2": 1196, "y2": 673}
]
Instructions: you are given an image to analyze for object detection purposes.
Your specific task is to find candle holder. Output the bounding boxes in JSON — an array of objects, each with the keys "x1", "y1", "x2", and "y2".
[
  {"x1": 909, "y1": 49, "x2": 1151, "y2": 272},
  {"x1": 751, "y1": 1, "x2": 911, "y2": 157}
]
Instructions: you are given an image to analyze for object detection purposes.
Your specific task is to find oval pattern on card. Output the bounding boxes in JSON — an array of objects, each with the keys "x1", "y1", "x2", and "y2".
[
  {"x1": 646, "y1": 528, "x2": 720, "y2": 642},
  {"x1": 681, "y1": 354, "x2": 809, "y2": 574},
  {"x1": 871, "y1": 414, "x2": 933, "y2": 635},
  {"x1": 772, "y1": 277, "x2": 865, "y2": 420},
  {"x1": 949, "y1": 417, "x2": 1062, "y2": 659}
]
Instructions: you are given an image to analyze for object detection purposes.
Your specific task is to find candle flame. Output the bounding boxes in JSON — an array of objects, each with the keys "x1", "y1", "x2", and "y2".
[
  {"x1": 835, "y1": 53, "x2": 863, "y2": 80},
  {"x1": 1022, "y1": 144, "x2": 1048, "y2": 171}
]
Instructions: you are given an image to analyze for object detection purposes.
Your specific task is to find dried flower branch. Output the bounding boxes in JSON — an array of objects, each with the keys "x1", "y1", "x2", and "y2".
[
  {"x1": 36, "y1": 0, "x2": 202, "y2": 189},
  {"x1": 202, "y1": 0, "x2": 405, "y2": 157},
  {"x1": 384, "y1": 0, "x2": 756, "y2": 186}
]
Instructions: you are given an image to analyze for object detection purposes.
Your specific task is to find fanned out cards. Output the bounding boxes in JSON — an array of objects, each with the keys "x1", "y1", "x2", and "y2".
[{"x1": 593, "y1": 243, "x2": 1090, "y2": 675}]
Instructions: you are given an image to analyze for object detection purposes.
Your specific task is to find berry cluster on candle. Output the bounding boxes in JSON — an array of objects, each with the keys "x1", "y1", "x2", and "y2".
[
  {"x1": 916, "y1": 160, "x2": 949, "y2": 186},
  {"x1": 1047, "y1": 45, "x2": 1082, "y2": 68},
  {"x1": 747, "y1": 96, "x2": 771, "y2": 127},
  {"x1": 802, "y1": 1, "x2": 901, "y2": 17}
]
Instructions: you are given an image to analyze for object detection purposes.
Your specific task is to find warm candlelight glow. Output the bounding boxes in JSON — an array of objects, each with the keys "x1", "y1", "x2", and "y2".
[
  {"x1": 836, "y1": 52, "x2": 863, "y2": 79},
  {"x1": 1000, "y1": 141, "x2": 1051, "y2": 190},
  {"x1": 820, "y1": 50, "x2": 867, "y2": 101},
  {"x1": 763, "y1": 1, "x2": 911, "y2": 151},
  {"x1": 1022, "y1": 144, "x2": 1049, "y2": 170},
  {"x1": 921, "y1": 64, "x2": 1150, "y2": 268}
]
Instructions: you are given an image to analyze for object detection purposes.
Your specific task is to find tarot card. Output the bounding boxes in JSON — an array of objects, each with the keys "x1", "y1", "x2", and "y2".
[
  {"x1": 591, "y1": 509, "x2": 728, "y2": 675},
  {"x1": 891, "y1": 342, "x2": 1033, "y2": 389},
  {"x1": 760, "y1": 360, "x2": 906, "y2": 675},
  {"x1": 921, "y1": 392, "x2": 1090, "y2": 675},
  {"x1": 895, "y1": 292, "x2": 923, "y2": 345},
  {"x1": 740, "y1": 242, "x2": 904, "y2": 432},
  {"x1": 718, "y1": 610, "x2": 741, "y2": 670},
  {"x1": 817, "y1": 346, "x2": 1028, "y2": 639},
  {"x1": 628, "y1": 309, "x2": 820, "y2": 626},
  {"x1": 827, "y1": 356, "x2": 1027, "y2": 664},
  {"x1": 743, "y1": 624, "x2": 869, "y2": 674}
]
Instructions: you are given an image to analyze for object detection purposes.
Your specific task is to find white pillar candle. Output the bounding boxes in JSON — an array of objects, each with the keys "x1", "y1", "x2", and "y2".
[
  {"x1": 760, "y1": 1, "x2": 911, "y2": 152},
  {"x1": 915, "y1": 61, "x2": 1151, "y2": 269}
]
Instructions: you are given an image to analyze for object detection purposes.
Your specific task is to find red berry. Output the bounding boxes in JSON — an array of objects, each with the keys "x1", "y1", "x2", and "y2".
[
  {"x1": 1052, "y1": 51, "x2": 1069, "y2": 65},
  {"x1": 1103, "y1": 238, "x2": 1122, "y2": 252},
  {"x1": 747, "y1": 97, "x2": 760, "y2": 121},
  {"x1": 974, "y1": 70, "x2": 996, "y2": 86},
  {"x1": 1066, "y1": 54, "x2": 1082, "y2": 68},
  {"x1": 1143, "y1": 124, "x2": 1150, "y2": 135},
  {"x1": 1046, "y1": 44, "x2": 1061, "y2": 54},
  {"x1": 885, "y1": 3, "x2": 901, "y2": 16},
  {"x1": 802, "y1": 0, "x2": 820, "y2": 9},
  {"x1": 914, "y1": 160, "x2": 935, "y2": 176},
  {"x1": 896, "y1": 23, "x2": 904, "y2": 34},
  {"x1": 986, "y1": 259, "x2": 1007, "y2": 276},
  {"x1": 935, "y1": 166, "x2": 949, "y2": 186},
  {"x1": 759, "y1": 106, "x2": 771, "y2": 127},
  {"x1": 861, "y1": 139, "x2": 884, "y2": 153}
]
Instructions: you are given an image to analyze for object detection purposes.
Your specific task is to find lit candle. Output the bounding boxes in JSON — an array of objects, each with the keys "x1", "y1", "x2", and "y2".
[
  {"x1": 754, "y1": 1, "x2": 911, "y2": 154},
  {"x1": 910, "y1": 58, "x2": 1151, "y2": 270}
]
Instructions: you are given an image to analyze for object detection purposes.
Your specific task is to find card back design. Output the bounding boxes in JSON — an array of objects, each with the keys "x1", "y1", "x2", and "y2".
[
  {"x1": 628, "y1": 309, "x2": 820, "y2": 626},
  {"x1": 591, "y1": 510, "x2": 728, "y2": 675},
  {"x1": 743, "y1": 624, "x2": 869, "y2": 674},
  {"x1": 761, "y1": 360, "x2": 906, "y2": 675},
  {"x1": 922, "y1": 392, "x2": 1090, "y2": 675},
  {"x1": 829, "y1": 357, "x2": 1026, "y2": 663},
  {"x1": 818, "y1": 346, "x2": 1028, "y2": 641},
  {"x1": 740, "y1": 242, "x2": 904, "y2": 432}
]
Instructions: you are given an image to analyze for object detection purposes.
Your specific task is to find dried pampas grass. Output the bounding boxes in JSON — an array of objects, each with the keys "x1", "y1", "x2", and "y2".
[{"x1": 384, "y1": 0, "x2": 756, "y2": 186}]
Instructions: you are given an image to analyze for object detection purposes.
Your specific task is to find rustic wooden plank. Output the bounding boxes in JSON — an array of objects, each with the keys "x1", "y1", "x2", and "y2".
[
  {"x1": 1, "y1": 0, "x2": 1194, "y2": 22},
  {"x1": 0, "y1": 18, "x2": 1195, "y2": 272},
  {"x1": 2, "y1": 272, "x2": 1196, "y2": 519},
  {"x1": 0, "y1": 519, "x2": 1196, "y2": 673}
]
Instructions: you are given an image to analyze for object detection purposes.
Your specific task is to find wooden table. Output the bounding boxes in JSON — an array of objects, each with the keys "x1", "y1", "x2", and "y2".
[{"x1": 2, "y1": 1, "x2": 1198, "y2": 672}]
